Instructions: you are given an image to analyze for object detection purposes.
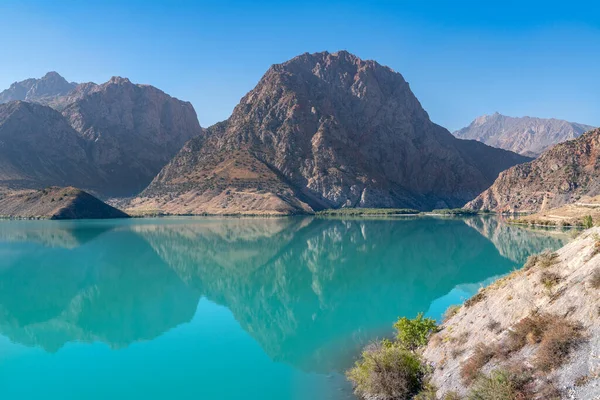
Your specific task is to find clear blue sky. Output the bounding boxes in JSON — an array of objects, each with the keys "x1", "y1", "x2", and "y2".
[{"x1": 0, "y1": 0, "x2": 598, "y2": 131}]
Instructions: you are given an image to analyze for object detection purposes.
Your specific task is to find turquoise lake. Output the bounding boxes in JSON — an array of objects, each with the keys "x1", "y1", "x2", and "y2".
[{"x1": 0, "y1": 216, "x2": 568, "y2": 399}]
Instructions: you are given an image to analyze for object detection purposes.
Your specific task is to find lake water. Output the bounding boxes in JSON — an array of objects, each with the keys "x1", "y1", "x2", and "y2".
[{"x1": 0, "y1": 216, "x2": 568, "y2": 399}]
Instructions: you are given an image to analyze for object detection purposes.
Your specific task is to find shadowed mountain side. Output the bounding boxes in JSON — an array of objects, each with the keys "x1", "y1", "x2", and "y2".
[
  {"x1": 462, "y1": 216, "x2": 569, "y2": 264},
  {"x1": 0, "y1": 187, "x2": 129, "y2": 219},
  {"x1": 0, "y1": 229, "x2": 199, "y2": 351},
  {"x1": 134, "y1": 217, "x2": 519, "y2": 373}
]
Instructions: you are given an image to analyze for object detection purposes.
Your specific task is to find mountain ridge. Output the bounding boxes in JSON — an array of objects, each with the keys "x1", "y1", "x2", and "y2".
[
  {"x1": 466, "y1": 127, "x2": 600, "y2": 213},
  {"x1": 129, "y1": 50, "x2": 530, "y2": 215},
  {"x1": 454, "y1": 112, "x2": 595, "y2": 157}
]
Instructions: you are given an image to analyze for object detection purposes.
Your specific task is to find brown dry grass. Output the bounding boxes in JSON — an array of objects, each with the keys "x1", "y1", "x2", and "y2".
[
  {"x1": 460, "y1": 343, "x2": 495, "y2": 384},
  {"x1": 534, "y1": 320, "x2": 583, "y2": 372},
  {"x1": 590, "y1": 268, "x2": 600, "y2": 289}
]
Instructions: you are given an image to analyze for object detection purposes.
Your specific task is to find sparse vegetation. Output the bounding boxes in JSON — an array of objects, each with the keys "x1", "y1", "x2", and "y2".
[
  {"x1": 464, "y1": 290, "x2": 485, "y2": 308},
  {"x1": 460, "y1": 343, "x2": 495, "y2": 384},
  {"x1": 534, "y1": 319, "x2": 583, "y2": 372},
  {"x1": 429, "y1": 208, "x2": 478, "y2": 216},
  {"x1": 443, "y1": 305, "x2": 461, "y2": 322},
  {"x1": 394, "y1": 313, "x2": 438, "y2": 351},
  {"x1": 540, "y1": 271, "x2": 562, "y2": 292},
  {"x1": 583, "y1": 214, "x2": 594, "y2": 229},
  {"x1": 467, "y1": 369, "x2": 518, "y2": 400},
  {"x1": 316, "y1": 208, "x2": 419, "y2": 216},
  {"x1": 537, "y1": 250, "x2": 559, "y2": 268},
  {"x1": 591, "y1": 269, "x2": 600, "y2": 289}
]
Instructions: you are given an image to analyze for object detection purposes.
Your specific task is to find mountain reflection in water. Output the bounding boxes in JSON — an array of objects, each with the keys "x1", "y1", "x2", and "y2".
[{"x1": 0, "y1": 217, "x2": 567, "y2": 375}]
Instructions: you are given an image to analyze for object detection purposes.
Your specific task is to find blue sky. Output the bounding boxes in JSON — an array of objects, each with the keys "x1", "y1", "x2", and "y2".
[{"x1": 0, "y1": 0, "x2": 598, "y2": 130}]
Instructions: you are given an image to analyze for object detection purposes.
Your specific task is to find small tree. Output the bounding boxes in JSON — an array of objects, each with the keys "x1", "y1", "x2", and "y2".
[
  {"x1": 394, "y1": 313, "x2": 437, "y2": 351},
  {"x1": 583, "y1": 215, "x2": 594, "y2": 229}
]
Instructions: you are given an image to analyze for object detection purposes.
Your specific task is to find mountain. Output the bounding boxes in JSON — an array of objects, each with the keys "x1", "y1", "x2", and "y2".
[
  {"x1": 466, "y1": 127, "x2": 600, "y2": 213},
  {"x1": 454, "y1": 113, "x2": 595, "y2": 157},
  {"x1": 0, "y1": 101, "x2": 102, "y2": 190},
  {"x1": 0, "y1": 187, "x2": 129, "y2": 219},
  {"x1": 0, "y1": 75, "x2": 202, "y2": 197},
  {"x1": 129, "y1": 51, "x2": 529, "y2": 215},
  {"x1": 61, "y1": 76, "x2": 203, "y2": 196},
  {"x1": 0, "y1": 72, "x2": 77, "y2": 105}
]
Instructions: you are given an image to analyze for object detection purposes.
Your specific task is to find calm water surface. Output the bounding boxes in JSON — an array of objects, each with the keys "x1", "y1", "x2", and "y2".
[{"x1": 0, "y1": 216, "x2": 567, "y2": 399}]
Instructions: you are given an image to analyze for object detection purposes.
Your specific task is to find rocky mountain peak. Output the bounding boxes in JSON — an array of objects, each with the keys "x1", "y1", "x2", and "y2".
[
  {"x1": 455, "y1": 113, "x2": 595, "y2": 157},
  {"x1": 131, "y1": 51, "x2": 528, "y2": 215},
  {"x1": 0, "y1": 72, "x2": 77, "y2": 106},
  {"x1": 108, "y1": 76, "x2": 132, "y2": 85}
]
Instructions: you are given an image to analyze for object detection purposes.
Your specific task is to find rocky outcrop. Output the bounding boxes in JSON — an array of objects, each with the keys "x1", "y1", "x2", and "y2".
[
  {"x1": 0, "y1": 75, "x2": 202, "y2": 197},
  {"x1": 466, "y1": 128, "x2": 600, "y2": 213},
  {"x1": 454, "y1": 113, "x2": 595, "y2": 157},
  {"x1": 423, "y1": 228, "x2": 600, "y2": 399},
  {"x1": 131, "y1": 51, "x2": 529, "y2": 215},
  {"x1": 0, "y1": 72, "x2": 77, "y2": 105},
  {"x1": 0, "y1": 187, "x2": 129, "y2": 219}
]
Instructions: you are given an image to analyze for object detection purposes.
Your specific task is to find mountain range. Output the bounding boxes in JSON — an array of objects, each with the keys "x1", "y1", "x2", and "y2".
[
  {"x1": 128, "y1": 51, "x2": 529, "y2": 214},
  {"x1": 5, "y1": 51, "x2": 595, "y2": 216},
  {"x1": 466, "y1": 127, "x2": 600, "y2": 213},
  {"x1": 0, "y1": 73, "x2": 201, "y2": 197},
  {"x1": 454, "y1": 113, "x2": 595, "y2": 157}
]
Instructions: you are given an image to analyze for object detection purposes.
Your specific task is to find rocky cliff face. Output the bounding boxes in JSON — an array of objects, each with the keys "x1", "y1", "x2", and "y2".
[
  {"x1": 466, "y1": 128, "x2": 600, "y2": 213},
  {"x1": 0, "y1": 75, "x2": 202, "y2": 197},
  {"x1": 131, "y1": 51, "x2": 529, "y2": 215},
  {"x1": 0, "y1": 72, "x2": 77, "y2": 105},
  {"x1": 454, "y1": 113, "x2": 595, "y2": 157},
  {"x1": 61, "y1": 77, "x2": 203, "y2": 196}
]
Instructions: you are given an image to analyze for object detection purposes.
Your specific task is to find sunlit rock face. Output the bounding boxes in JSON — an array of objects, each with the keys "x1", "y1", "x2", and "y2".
[{"x1": 133, "y1": 51, "x2": 529, "y2": 215}]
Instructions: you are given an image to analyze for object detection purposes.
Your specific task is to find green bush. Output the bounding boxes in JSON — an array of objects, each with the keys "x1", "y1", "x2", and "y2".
[
  {"x1": 347, "y1": 343, "x2": 424, "y2": 399},
  {"x1": 394, "y1": 313, "x2": 438, "y2": 351},
  {"x1": 468, "y1": 370, "x2": 516, "y2": 400},
  {"x1": 583, "y1": 215, "x2": 594, "y2": 229}
]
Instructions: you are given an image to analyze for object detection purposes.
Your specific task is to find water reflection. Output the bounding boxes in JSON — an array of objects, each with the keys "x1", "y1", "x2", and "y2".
[{"x1": 0, "y1": 217, "x2": 567, "y2": 373}]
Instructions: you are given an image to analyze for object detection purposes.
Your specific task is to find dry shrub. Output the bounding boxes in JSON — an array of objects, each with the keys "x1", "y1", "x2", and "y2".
[
  {"x1": 537, "y1": 250, "x2": 559, "y2": 268},
  {"x1": 486, "y1": 319, "x2": 501, "y2": 333},
  {"x1": 506, "y1": 314, "x2": 552, "y2": 353},
  {"x1": 534, "y1": 320, "x2": 583, "y2": 371},
  {"x1": 590, "y1": 268, "x2": 600, "y2": 289},
  {"x1": 464, "y1": 291, "x2": 486, "y2": 308},
  {"x1": 460, "y1": 343, "x2": 495, "y2": 384},
  {"x1": 540, "y1": 271, "x2": 562, "y2": 292},
  {"x1": 575, "y1": 374, "x2": 592, "y2": 387},
  {"x1": 443, "y1": 305, "x2": 461, "y2": 322},
  {"x1": 523, "y1": 253, "x2": 539, "y2": 270}
]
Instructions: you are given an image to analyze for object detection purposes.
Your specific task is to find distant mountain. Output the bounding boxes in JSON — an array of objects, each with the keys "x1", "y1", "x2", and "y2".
[
  {"x1": 0, "y1": 187, "x2": 129, "y2": 219},
  {"x1": 454, "y1": 113, "x2": 595, "y2": 157},
  {"x1": 130, "y1": 51, "x2": 529, "y2": 215},
  {"x1": 0, "y1": 72, "x2": 77, "y2": 105},
  {"x1": 0, "y1": 75, "x2": 202, "y2": 197},
  {"x1": 466, "y1": 127, "x2": 600, "y2": 213}
]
